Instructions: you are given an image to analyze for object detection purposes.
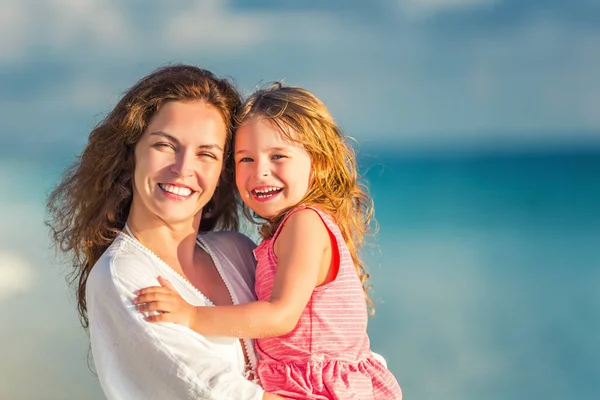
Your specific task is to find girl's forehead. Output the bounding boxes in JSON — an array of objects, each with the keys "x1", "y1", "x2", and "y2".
[
  {"x1": 235, "y1": 119, "x2": 308, "y2": 152},
  {"x1": 237, "y1": 119, "x2": 294, "y2": 140}
]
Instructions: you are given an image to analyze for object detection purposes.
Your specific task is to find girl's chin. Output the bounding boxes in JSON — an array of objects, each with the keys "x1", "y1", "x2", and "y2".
[{"x1": 250, "y1": 207, "x2": 282, "y2": 220}]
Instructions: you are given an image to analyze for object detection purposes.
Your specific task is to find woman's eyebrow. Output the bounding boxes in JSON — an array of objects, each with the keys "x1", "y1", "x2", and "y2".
[
  {"x1": 150, "y1": 132, "x2": 223, "y2": 152},
  {"x1": 150, "y1": 131, "x2": 179, "y2": 144},
  {"x1": 198, "y1": 144, "x2": 224, "y2": 152}
]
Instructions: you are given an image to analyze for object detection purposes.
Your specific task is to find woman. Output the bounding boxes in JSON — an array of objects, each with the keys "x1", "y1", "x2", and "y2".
[{"x1": 47, "y1": 65, "x2": 283, "y2": 400}]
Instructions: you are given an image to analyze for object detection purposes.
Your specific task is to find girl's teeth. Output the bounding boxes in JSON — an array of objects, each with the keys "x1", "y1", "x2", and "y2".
[
  {"x1": 255, "y1": 187, "x2": 280, "y2": 194},
  {"x1": 160, "y1": 184, "x2": 192, "y2": 196},
  {"x1": 254, "y1": 187, "x2": 282, "y2": 198}
]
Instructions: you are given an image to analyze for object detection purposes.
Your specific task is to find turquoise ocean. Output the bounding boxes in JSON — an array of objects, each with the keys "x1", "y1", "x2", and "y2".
[
  {"x1": 362, "y1": 149, "x2": 600, "y2": 400},
  {"x1": 1, "y1": 147, "x2": 598, "y2": 399}
]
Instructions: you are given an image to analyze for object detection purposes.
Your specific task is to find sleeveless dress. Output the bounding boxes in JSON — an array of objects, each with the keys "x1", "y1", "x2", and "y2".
[{"x1": 253, "y1": 205, "x2": 402, "y2": 399}]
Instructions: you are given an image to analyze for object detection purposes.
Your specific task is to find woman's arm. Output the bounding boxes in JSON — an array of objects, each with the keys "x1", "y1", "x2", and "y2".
[
  {"x1": 88, "y1": 255, "x2": 265, "y2": 400},
  {"x1": 136, "y1": 209, "x2": 332, "y2": 338}
]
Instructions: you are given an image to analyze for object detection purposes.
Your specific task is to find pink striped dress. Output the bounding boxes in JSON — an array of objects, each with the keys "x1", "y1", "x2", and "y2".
[{"x1": 253, "y1": 205, "x2": 402, "y2": 399}]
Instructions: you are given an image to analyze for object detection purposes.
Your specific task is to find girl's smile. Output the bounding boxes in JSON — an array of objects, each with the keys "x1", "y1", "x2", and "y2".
[{"x1": 250, "y1": 186, "x2": 284, "y2": 201}]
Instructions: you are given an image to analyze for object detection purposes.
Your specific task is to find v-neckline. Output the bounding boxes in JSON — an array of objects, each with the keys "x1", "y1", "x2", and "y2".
[
  {"x1": 122, "y1": 225, "x2": 214, "y2": 305},
  {"x1": 119, "y1": 227, "x2": 257, "y2": 372}
]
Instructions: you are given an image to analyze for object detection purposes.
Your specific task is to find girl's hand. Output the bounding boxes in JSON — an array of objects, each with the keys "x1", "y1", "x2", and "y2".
[{"x1": 133, "y1": 276, "x2": 196, "y2": 327}]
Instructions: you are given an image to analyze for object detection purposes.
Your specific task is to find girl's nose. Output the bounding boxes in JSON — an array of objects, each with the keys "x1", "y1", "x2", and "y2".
[{"x1": 255, "y1": 160, "x2": 270, "y2": 178}]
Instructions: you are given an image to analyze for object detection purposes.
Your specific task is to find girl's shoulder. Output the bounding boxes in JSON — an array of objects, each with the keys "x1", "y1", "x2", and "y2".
[
  {"x1": 276, "y1": 205, "x2": 338, "y2": 237},
  {"x1": 269, "y1": 206, "x2": 340, "y2": 258},
  {"x1": 288, "y1": 204, "x2": 329, "y2": 218}
]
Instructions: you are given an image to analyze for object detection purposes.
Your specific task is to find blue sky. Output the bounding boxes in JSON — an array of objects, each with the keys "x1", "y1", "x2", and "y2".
[{"x1": 1, "y1": 0, "x2": 599, "y2": 161}]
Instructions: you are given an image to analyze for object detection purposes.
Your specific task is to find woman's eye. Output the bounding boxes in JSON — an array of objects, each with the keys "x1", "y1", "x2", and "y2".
[
  {"x1": 153, "y1": 142, "x2": 175, "y2": 150},
  {"x1": 198, "y1": 152, "x2": 217, "y2": 160},
  {"x1": 238, "y1": 157, "x2": 253, "y2": 163}
]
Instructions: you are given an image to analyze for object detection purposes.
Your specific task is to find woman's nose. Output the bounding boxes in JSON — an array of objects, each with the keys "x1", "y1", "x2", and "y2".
[{"x1": 171, "y1": 152, "x2": 194, "y2": 177}]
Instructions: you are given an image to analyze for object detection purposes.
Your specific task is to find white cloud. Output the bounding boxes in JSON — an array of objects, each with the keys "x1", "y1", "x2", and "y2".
[
  {"x1": 0, "y1": 77, "x2": 120, "y2": 118},
  {"x1": 45, "y1": 0, "x2": 131, "y2": 48},
  {"x1": 0, "y1": 0, "x2": 27, "y2": 59},
  {"x1": 0, "y1": 251, "x2": 36, "y2": 301},
  {"x1": 162, "y1": 0, "x2": 355, "y2": 53},
  {"x1": 163, "y1": 0, "x2": 265, "y2": 51},
  {"x1": 0, "y1": 0, "x2": 134, "y2": 64},
  {"x1": 402, "y1": 0, "x2": 496, "y2": 6},
  {"x1": 0, "y1": 0, "x2": 351, "y2": 64},
  {"x1": 397, "y1": 0, "x2": 499, "y2": 19},
  {"x1": 48, "y1": 76, "x2": 121, "y2": 111}
]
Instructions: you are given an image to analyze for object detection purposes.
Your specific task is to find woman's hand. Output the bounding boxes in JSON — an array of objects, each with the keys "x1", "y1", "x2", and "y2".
[{"x1": 133, "y1": 277, "x2": 197, "y2": 327}]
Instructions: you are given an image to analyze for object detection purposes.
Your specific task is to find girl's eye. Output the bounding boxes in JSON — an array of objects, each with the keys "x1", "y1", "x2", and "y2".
[
  {"x1": 271, "y1": 154, "x2": 285, "y2": 160},
  {"x1": 238, "y1": 157, "x2": 253, "y2": 163}
]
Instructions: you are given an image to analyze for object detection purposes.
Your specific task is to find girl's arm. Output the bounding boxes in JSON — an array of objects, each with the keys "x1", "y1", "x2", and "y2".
[
  {"x1": 135, "y1": 208, "x2": 332, "y2": 338},
  {"x1": 263, "y1": 394, "x2": 286, "y2": 400}
]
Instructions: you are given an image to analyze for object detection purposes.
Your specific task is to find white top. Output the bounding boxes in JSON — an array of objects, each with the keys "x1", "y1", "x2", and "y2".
[{"x1": 86, "y1": 230, "x2": 264, "y2": 400}]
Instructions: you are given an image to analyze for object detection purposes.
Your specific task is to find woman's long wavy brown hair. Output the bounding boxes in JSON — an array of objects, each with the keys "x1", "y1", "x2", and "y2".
[
  {"x1": 46, "y1": 65, "x2": 242, "y2": 329},
  {"x1": 235, "y1": 83, "x2": 377, "y2": 314}
]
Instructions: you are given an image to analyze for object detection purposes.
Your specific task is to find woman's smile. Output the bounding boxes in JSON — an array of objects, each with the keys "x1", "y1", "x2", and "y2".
[{"x1": 158, "y1": 182, "x2": 197, "y2": 200}]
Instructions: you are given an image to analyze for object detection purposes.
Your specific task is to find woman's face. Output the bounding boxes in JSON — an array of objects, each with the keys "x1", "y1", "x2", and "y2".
[{"x1": 131, "y1": 100, "x2": 227, "y2": 227}]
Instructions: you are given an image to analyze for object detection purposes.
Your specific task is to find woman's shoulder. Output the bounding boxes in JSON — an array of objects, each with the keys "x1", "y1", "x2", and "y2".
[{"x1": 87, "y1": 234, "x2": 159, "y2": 293}]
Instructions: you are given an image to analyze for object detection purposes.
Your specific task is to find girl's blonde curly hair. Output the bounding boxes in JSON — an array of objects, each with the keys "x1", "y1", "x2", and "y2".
[{"x1": 236, "y1": 83, "x2": 377, "y2": 314}]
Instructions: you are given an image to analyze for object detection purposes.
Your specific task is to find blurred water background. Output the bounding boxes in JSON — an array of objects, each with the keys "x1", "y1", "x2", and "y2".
[
  {"x1": 363, "y1": 149, "x2": 600, "y2": 399},
  {"x1": 1, "y1": 1, "x2": 599, "y2": 399},
  {"x1": 1, "y1": 148, "x2": 598, "y2": 399}
]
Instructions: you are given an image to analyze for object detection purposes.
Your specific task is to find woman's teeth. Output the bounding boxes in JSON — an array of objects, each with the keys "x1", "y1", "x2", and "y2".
[{"x1": 159, "y1": 183, "x2": 192, "y2": 197}]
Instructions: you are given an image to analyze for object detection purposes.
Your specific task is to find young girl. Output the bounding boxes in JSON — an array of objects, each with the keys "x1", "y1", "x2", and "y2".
[{"x1": 134, "y1": 84, "x2": 402, "y2": 399}]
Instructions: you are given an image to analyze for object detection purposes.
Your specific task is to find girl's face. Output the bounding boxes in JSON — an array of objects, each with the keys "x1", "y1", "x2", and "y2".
[
  {"x1": 234, "y1": 119, "x2": 312, "y2": 219},
  {"x1": 131, "y1": 100, "x2": 227, "y2": 228}
]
